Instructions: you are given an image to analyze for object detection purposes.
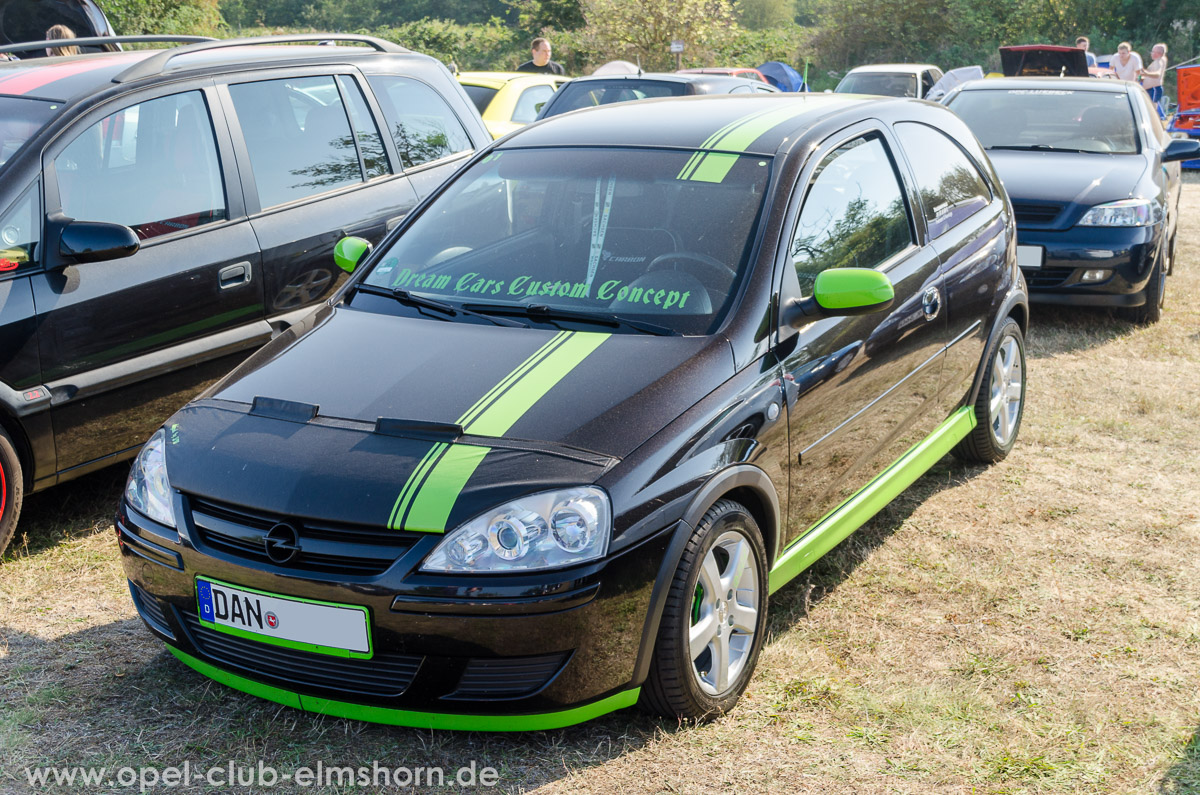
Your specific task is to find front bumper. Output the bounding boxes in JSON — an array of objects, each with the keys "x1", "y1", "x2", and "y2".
[
  {"x1": 116, "y1": 496, "x2": 674, "y2": 730},
  {"x1": 1017, "y1": 223, "x2": 1160, "y2": 307}
]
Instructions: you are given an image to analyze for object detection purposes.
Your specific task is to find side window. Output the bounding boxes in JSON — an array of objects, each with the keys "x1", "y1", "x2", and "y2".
[
  {"x1": 791, "y1": 135, "x2": 912, "y2": 296},
  {"x1": 0, "y1": 182, "x2": 40, "y2": 274},
  {"x1": 512, "y1": 85, "x2": 555, "y2": 123},
  {"x1": 56, "y1": 91, "x2": 226, "y2": 241},
  {"x1": 229, "y1": 76, "x2": 362, "y2": 209},
  {"x1": 337, "y1": 76, "x2": 391, "y2": 180},
  {"x1": 367, "y1": 76, "x2": 474, "y2": 169},
  {"x1": 893, "y1": 122, "x2": 991, "y2": 239},
  {"x1": 921, "y1": 70, "x2": 937, "y2": 96}
]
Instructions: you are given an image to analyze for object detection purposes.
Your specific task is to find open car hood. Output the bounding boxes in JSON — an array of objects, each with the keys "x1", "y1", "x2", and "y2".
[{"x1": 1000, "y1": 45, "x2": 1090, "y2": 78}]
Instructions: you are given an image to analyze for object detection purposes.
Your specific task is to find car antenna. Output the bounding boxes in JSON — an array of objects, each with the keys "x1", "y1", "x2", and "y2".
[{"x1": 637, "y1": 56, "x2": 642, "y2": 77}]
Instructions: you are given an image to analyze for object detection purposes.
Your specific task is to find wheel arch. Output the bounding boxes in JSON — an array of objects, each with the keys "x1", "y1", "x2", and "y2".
[
  {"x1": 966, "y1": 281, "x2": 1029, "y2": 408},
  {"x1": 0, "y1": 396, "x2": 35, "y2": 491}
]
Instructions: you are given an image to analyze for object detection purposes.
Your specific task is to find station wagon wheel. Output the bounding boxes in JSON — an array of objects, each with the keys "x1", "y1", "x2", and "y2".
[
  {"x1": 0, "y1": 427, "x2": 23, "y2": 558},
  {"x1": 954, "y1": 317, "x2": 1025, "y2": 464},
  {"x1": 273, "y1": 268, "x2": 334, "y2": 311},
  {"x1": 641, "y1": 499, "x2": 768, "y2": 720}
]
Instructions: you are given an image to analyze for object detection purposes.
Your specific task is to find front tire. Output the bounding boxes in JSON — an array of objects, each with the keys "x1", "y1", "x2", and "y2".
[
  {"x1": 955, "y1": 317, "x2": 1025, "y2": 464},
  {"x1": 0, "y1": 427, "x2": 23, "y2": 558},
  {"x1": 641, "y1": 499, "x2": 768, "y2": 720},
  {"x1": 1124, "y1": 252, "x2": 1166, "y2": 325}
]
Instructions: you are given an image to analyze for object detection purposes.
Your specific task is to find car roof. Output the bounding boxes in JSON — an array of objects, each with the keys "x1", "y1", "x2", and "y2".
[
  {"x1": 507, "y1": 93, "x2": 875, "y2": 154},
  {"x1": 458, "y1": 71, "x2": 556, "y2": 84},
  {"x1": 0, "y1": 42, "x2": 433, "y2": 104},
  {"x1": 960, "y1": 76, "x2": 1131, "y2": 93},
  {"x1": 846, "y1": 64, "x2": 939, "y2": 75}
]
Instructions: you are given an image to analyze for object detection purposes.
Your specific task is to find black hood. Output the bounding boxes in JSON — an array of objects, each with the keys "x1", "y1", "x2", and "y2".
[
  {"x1": 987, "y1": 149, "x2": 1146, "y2": 208},
  {"x1": 165, "y1": 305, "x2": 733, "y2": 532}
]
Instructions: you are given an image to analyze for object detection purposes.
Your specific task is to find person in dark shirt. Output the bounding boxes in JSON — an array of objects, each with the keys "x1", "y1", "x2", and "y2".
[{"x1": 517, "y1": 37, "x2": 565, "y2": 75}]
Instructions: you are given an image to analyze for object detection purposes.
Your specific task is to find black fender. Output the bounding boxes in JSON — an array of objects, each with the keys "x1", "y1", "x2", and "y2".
[
  {"x1": 965, "y1": 273, "x2": 1029, "y2": 408},
  {"x1": 0, "y1": 381, "x2": 54, "y2": 490},
  {"x1": 629, "y1": 464, "x2": 780, "y2": 686}
]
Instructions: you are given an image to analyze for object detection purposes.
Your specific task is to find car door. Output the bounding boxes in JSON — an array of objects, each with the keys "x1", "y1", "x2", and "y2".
[
  {"x1": 777, "y1": 124, "x2": 947, "y2": 546},
  {"x1": 220, "y1": 70, "x2": 421, "y2": 321},
  {"x1": 35, "y1": 84, "x2": 269, "y2": 474},
  {"x1": 891, "y1": 119, "x2": 1007, "y2": 412}
]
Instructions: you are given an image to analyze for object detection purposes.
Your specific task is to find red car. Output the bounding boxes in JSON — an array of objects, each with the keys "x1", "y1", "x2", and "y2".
[{"x1": 677, "y1": 67, "x2": 768, "y2": 83}]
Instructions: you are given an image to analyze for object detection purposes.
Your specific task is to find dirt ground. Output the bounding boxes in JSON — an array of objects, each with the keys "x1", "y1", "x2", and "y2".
[{"x1": 3, "y1": 182, "x2": 1200, "y2": 794}]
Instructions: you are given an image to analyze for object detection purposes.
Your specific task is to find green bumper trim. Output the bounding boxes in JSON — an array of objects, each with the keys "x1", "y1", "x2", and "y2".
[
  {"x1": 389, "y1": 330, "x2": 609, "y2": 532},
  {"x1": 768, "y1": 406, "x2": 977, "y2": 594},
  {"x1": 167, "y1": 646, "x2": 640, "y2": 731}
]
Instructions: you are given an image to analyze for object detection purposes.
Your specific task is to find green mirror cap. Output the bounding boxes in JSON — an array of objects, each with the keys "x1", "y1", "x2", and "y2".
[
  {"x1": 814, "y1": 268, "x2": 894, "y2": 310},
  {"x1": 334, "y1": 236, "x2": 372, "y2": 274}
]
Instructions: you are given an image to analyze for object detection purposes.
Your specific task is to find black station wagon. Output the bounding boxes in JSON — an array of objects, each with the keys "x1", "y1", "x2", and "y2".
[
  {"x1": 117, "y1": 94, "x2": 1029, "y2": 729},
  {"x1": 0, "y1": 35, "x2": 491, "y2": 555}
]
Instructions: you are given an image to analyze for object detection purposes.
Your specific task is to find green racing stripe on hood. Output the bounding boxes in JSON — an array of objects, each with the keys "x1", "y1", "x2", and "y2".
[{"x1": 389, "y1": 331, "x2": 610, "y2": 532}]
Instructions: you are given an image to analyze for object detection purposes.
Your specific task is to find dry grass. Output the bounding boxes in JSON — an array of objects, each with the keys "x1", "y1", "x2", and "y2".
[{"x1": 4, "y1": 183, "x2": 1200, "y2": 793}]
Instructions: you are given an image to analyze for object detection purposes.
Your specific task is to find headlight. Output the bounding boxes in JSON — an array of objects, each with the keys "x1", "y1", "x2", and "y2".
[
  {"x1": 124, "y1": 429, "x2": 176, "y2": 527},
  {"x1": 1077, "y1": 198, "x2": 1159, "y2": 227},
  {"x1": 420, "y1": 487, "x2": 611, "y2": 573}
]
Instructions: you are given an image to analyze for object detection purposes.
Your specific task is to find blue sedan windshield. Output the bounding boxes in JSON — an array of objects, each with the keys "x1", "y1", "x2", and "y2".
[{"x1": 950, "y1": 89, "x2": 1139, "y2": 155}]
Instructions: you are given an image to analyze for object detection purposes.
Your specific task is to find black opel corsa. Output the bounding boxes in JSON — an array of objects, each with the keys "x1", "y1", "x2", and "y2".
[{"x1": 117, "y1": 94, "x2": 1029, "y2": 730}]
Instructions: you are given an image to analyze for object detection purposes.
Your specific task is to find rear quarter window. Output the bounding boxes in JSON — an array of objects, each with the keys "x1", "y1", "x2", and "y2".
[
  {"x1": 367, "y1": 76, "x2": 474, "y2": 169},
  {"x1": 893, "y1": 122, "x2": 992, "y2": 239}
]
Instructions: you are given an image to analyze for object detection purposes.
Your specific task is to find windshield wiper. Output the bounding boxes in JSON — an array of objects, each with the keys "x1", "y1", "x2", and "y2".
[
  {"x1": 986, "y1": 144, "x2": 1092, "y2": 153},
  {"x1": 354, "y1": 283, "x2": 526, "y2": 327},
  {"x1": 463, "y1": 302, "x2": 679, "y2": 336}
]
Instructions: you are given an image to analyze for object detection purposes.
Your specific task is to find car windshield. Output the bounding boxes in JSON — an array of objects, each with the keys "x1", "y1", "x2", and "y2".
[
  {"x1": 0, "y1": 96, "x2": 62, "y2": 170},
  {"x1": 836, "y1": 72, "x2": 918, "y2": 97},
  {"x1": 949, "y1": 89, "x2": 1139, "y2": 154},
  {"x1": 543, "y1": 80, "x2": 688, "y2": 117},
  {"x1": 360, "y1": 147, "x2": 771, "y2": 335},
  {"x1": 461, "y1": 84, "x2": 499, "y2": 114}
]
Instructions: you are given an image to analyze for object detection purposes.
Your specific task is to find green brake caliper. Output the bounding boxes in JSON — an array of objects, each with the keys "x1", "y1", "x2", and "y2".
[{"x1": 691, "y1": 584, "x2": 703, "y2": 625}]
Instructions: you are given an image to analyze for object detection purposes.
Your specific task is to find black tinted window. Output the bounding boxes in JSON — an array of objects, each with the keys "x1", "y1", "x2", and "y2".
[
  {"x1": 230, "y1": 76, "x2": 362, "y2": 209},
  {"x1": 368, "y1": 76, "x2": 474, "y2": 169},
  {"x1": 545, "y1": 80, "x2": 687, "y2": 116},
  {"x1": 461, "y1": 84, "x2": 499, "y2": 114},
  {"x1": 337, "y1": 76, "x2": 391, "y2": 180},
  {"x1": 894, "y1": 122, "x2": 991, "y2": 239},
  {"x1": 57, "y1": 91, "x2": 226, "y2": 240},
  {"x1": 791, "y1": 135, "x2": 912, "y2": 295}
]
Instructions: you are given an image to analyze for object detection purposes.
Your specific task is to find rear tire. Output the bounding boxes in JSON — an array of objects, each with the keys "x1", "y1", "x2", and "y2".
[
  {"x1": 640, "y1": 499, "x2": 768, "y2": 721},
  {"x1": 0, "y1": 427, "x2": 23, "y2": 558},
  {"x1": 954, "y1": 317, "x2": 1025, "y2": 464}
]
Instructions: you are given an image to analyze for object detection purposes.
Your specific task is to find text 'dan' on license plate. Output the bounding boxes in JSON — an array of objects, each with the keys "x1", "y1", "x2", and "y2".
[{"x1": 196, "y1": 577, "x2": 370, "y2": 657}]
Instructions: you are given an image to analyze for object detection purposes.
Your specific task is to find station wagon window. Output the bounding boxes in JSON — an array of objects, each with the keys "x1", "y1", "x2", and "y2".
[
  {"x1": 791, "y1": 135, "x2": 912, "y2": 295},
  {"x1": 230, "y1": 76, "x2": 364, "y2": 209},
  {"x1": 337, "y1": 76, "x2": 391, "y2": 180},
  {"x1": 367, "y1": 76, "x2": 473, "y2": 169},
  {"x1": 56, "y1": 91, "x2": 226, "y2": 241},
  {"x1": 0, "y1": 182, "x2": 40, "y2": 275},
  {"x1": 513, "y1": 85, "x2": 556, "y2": 123},
  {"x1": 894, "y1": 122, "x2": 991, "y2": 239}
]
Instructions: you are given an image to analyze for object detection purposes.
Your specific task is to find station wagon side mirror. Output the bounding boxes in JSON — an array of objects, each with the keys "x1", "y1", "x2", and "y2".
[
  {"x1": 782, "y1": 268, "x2": 895, "y2": 327},
  {"x1": 334, "y1": 236, "x2": 372, "y2": 274},
  {"x1": 1163, "y1": 138, "x2": 1200, "y2": 163},
  {"x1": 58, "y1": 220, "x2": 140, "y2": 265}
]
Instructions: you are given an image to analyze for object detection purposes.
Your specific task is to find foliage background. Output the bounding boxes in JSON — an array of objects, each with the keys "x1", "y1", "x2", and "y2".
[{"x1": 97, "y1": 0, "x2": 1200, "y2": 91}]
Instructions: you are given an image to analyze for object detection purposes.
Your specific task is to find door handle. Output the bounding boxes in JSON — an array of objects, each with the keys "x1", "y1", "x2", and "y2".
[
  {"x1": 922, "y1": 286, "x2": 941, "y2": 321},
  {"x1": 218, "y1": 261, "x2": 252, "y2": 290}
]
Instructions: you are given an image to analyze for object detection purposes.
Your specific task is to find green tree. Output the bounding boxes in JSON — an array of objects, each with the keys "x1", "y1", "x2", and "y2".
[
  {"x1": 580, "y1": 0, "x2": 739, "y2": 70},
  {"x1": 738, "y1": 0, "x2": 793, "y2": 31}
]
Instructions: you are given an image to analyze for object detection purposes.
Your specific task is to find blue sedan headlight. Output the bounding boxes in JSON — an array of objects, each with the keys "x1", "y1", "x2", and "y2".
[
  {"x1": 421, "y1": 487, "x2": 611, "y2": 573},
  {"x1": 1077, "y1": 198, "x2": 1159, "y2": 227}
]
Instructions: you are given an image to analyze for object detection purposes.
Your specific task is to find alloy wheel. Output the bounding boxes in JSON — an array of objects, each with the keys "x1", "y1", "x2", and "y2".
[{"x1": 689, "y1": 530, "x2": 760, "y2": 696}]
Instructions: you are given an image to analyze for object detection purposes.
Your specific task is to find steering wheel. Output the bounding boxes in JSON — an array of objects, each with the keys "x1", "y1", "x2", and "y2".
[{"x1": 647, "y1": 251, "x2": 736, "y2": 285}]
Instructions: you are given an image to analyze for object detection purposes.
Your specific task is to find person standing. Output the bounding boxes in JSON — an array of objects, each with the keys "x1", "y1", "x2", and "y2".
[
  {"x1": 45, "y1": 24, "x2": 80, "y2": 56},
  {"x1": 1142, "y1": 43, "x2": 1168, "y2": 118},
  {"x1": 517, "y1": 38, "x2": 565, "y2": 75},
  {"x1": 1112, "y1": 42, "x2": 1143, "y2": 83},
  {"x1": 1075, "y1": 36, "x2": 1097, "y2": 68}
]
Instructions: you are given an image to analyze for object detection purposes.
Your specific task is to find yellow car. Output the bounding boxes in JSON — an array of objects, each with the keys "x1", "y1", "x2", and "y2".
[{"x1": 457, "y1": 72, "x2": 568, "y2": 138}]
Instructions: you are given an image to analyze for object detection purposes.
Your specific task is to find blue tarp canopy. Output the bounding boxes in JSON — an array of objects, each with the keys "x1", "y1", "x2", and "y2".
[{"x1": 757, "y1": 61, "x2": 806, "y2": 92}]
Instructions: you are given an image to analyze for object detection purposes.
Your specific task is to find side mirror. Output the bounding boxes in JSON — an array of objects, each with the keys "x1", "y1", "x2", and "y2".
[
  {"x1": 334, "y1": 236, "x2": 372, "y2": 274},
  {"x1": 782, "y1": 268, "x2": 895, "y2": 327},
  {"x1": 59, "y1": 220, "x2": 139, "y2": 264},
  {"x1": 1163, "y1": 138, "x2": 1200, "y2": 163}
]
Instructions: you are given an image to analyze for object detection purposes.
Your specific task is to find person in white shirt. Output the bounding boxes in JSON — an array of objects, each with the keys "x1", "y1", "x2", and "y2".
[{"x1": 1112, "y1": 42, "x2": 1143, "y2": 83}]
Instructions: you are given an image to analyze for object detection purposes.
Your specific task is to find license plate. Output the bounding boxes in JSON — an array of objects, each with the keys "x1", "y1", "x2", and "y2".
[
  {"x1": 1017, "y1": 245, "x2": 1044, "y2": 270},
  {"x1": 196, "y1": 577, "x2": 371, "y2": 658}
]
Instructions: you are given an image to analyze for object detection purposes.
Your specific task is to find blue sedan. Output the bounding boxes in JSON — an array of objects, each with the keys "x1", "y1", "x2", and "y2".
[{"x1": 946, "y1": 77, "x2": 1200, "y2": 323}]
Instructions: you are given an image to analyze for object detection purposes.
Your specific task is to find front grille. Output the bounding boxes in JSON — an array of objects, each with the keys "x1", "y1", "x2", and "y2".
[
  {"x1": 187, "y1": 495, "x2": 415, "y2": 576},
  {"x1": 178, "y1": 610, "x2": 422, "y2": 698},
  {"x1": 130, "y1": 582, "x2": 175, "y2": 639},
  {"x1": 1012, "y1": 203, "x2": 1062, "y2": 225},
  {"x1": 445, "y1": 652, "x2": 570, "y2": 701},
  {"x1": 1024, "y1": 266, "x2": 1075, "y2": 289}
]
